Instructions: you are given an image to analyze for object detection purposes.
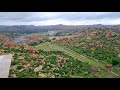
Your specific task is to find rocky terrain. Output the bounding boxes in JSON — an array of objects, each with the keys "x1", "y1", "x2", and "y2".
[{"x1": 0, "y1": 25, "x2": 120, "y2": 78}]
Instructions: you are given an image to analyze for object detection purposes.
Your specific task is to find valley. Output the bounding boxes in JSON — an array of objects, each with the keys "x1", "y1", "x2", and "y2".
[
  {"x1": 0, "y1": 25, "x2": 120, "y2": 78},
  {"x1": 36, "y1": 42, "x2": 105, "y2": 68}
]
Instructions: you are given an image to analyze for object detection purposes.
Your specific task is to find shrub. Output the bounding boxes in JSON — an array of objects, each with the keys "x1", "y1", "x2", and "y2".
[
  {"x1": 17, "y1": 66, "x2": 24, "y2": 70},
  {"x1": 11, "y1": 61, "x2": 20, "y2": 65},
  {"x1": 17, "y1": 72, "x2": 27, "y2": 78},
  {"x1": 112, "y1": 60, "x2": 119, "y2": 66}
]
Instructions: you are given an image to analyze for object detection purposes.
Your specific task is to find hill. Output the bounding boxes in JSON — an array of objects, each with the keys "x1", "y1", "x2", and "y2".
[
  {"x1": 52, "y1": 29, "x2": 120, "y2": 75},
  {"x1": 0, "y1": 24, "x2": 120, "y2": 34},
  {"x1": 0, "y1": 26, "x2": 120, "y2": 78}
]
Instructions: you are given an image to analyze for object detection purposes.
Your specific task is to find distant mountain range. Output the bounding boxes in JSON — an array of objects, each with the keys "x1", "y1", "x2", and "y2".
[{"x1": 0, "y1": 24, "x2": 120, "y2": 34}]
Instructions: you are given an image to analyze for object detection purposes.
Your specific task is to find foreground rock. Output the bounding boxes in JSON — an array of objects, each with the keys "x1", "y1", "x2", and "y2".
[{"x1": 0, "y1": 54, "x2": 12, "y2": 78}]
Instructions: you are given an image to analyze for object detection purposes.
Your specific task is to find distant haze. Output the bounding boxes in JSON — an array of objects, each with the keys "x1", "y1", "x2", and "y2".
[{"x1": 0, "y1": 12, "x2": 120, "y2": 25}]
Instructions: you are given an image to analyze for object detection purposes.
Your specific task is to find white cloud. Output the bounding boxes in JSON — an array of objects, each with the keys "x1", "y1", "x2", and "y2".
[{"x1": 0, "y1": 12, "x2": 120, "y2": 25}]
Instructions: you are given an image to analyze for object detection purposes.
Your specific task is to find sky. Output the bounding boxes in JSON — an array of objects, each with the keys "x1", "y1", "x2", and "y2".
[{"x1": 0, "y1": 12, "x2": 120, "y2": 26}]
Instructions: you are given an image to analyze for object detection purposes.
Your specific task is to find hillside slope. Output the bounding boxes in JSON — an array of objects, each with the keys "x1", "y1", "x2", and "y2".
[{"x1": 53, "y1": 29, "x2": 120, "y2": 68}]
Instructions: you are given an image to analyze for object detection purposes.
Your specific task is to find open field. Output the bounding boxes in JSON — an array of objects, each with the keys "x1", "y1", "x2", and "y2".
[
  {"x1": 36, "y1": 42, "x2": 106, "y2": 68},
  {"x1": 36, "y1": 42, "x2": 120, "y2": 77}
]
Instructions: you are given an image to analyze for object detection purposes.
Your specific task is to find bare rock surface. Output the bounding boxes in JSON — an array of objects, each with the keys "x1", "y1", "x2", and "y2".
[{"x1": 0, "y1": 54, "x2": 12, "y2": 78}]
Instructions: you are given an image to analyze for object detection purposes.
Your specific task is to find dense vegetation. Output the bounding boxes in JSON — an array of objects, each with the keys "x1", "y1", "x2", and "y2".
[
  {"x1": 28, "y1": 38, "x2": 51, "y2": 46},
  {"x1": 0, "y1": 44, "x2": 111, "y2": 78},
  {"x1": 54, "y1": 29, "x2": 120, "y2": 67},
  {"x1": 0, "y1": 26, "x2": 120, "y2": 78}
]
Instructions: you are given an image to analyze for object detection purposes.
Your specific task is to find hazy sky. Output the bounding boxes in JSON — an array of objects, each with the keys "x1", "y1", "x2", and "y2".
[{"x1": 0, "y1": 12, "x2": 120, "y2": 25}]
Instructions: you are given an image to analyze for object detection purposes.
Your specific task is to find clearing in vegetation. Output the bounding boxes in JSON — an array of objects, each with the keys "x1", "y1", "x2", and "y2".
[{"x1": 36, "y1": 42, "x2": 106, "y2": 68}]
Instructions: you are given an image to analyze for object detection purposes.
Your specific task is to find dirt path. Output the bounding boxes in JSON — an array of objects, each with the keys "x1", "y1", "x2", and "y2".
[{"x1": 111, "y1": 71, "x2": 119, "y2": 77}]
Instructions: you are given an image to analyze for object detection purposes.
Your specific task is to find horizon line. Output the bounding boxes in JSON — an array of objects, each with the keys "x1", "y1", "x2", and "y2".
[{"x1": 0, "y1": 24, "x2": 120, "y2": 26}]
